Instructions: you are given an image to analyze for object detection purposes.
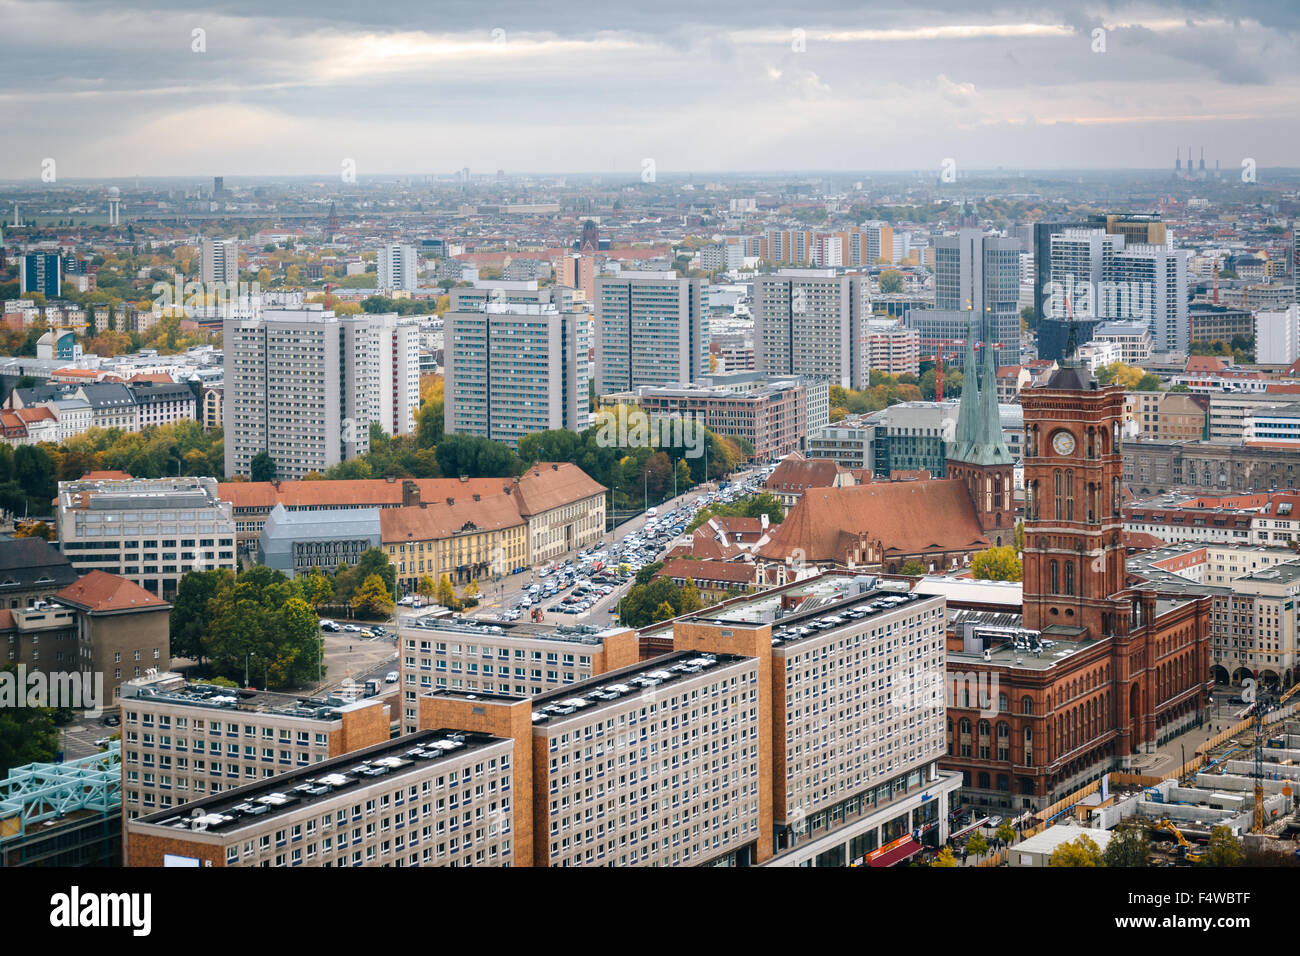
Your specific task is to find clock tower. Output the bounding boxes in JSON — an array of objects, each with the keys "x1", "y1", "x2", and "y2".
[{"x1": 1020, "y1": 361, "x2": 1128, "y2": 637}]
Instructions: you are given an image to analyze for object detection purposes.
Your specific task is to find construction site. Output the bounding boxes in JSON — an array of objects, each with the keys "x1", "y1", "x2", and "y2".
[{"x1": 1007, "y1": 689, "x2": 1300, "y2": 866}]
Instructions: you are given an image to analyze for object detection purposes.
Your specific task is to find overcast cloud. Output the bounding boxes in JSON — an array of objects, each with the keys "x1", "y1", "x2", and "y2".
[{"x1": 1, "y1": 0, "x2": 1296, "y2": 177}]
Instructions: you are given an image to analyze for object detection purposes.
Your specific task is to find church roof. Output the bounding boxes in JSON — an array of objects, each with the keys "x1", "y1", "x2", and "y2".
[
  {"x1": 756, "y1": 480, "x2": 989, "y2": 562},
  {"x1": 949, "y1": 311, "x2": 1014, "y2": 467}
]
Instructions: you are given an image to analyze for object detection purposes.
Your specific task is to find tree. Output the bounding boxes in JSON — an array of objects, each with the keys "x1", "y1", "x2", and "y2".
[
  {"x1": 678, "y1": 580, "x2": 704, "y2": 614},
  {"x1": 352, "y1": 573, "x2": 395, "y2": 617},
  {"x1": 0, "y1": 665, "x2": 60, "y2": 777},
  {"x1": 1014, "y1": 520, "x2": 1025, "y2": 554},
  {"x1": 1048, "y1": 834, "x2": 1104, "y2": 867},
  {"x1": 12, "y1": 520, "x2": 53, "y2": 540},
  {"x1": 996, "y1": 822, "x2": 1017, "y2": 846},
  {"x1": 416, "y1": 575, "x2": 436, "y2": 603},
  {"x1": 971, "y1": 545, "x2": 1022, "y2": 582},
  {"x1": 966, "y1": 832, "x2": 989, "y2": 858},
  {"x1": 435, "y1": 433, "x2": 521, "y2": 479},
  {"x1": 1102, "y1": 822, "x2": 1150, "y2": 867},
  {"x1": 462, "y1": 579, "x2": 481, "y2": 602},
  {"x1": 652, "y1": 600, "x2": 677, "y2": 623},
  {"x1": 435, "y1": 574, "x2": 458, "y2": 610},
  {"x1": 170, "y1": 568, "x2": 234, "y2": 664},
  {"x1": 1199, "y1": 825, "x2": 1244, "y2": 867},
  {"x1": 1170, "y1": 384, "x2": 1192, "y2": 393},
  {"x1": 1135, "y1": 373, "x2": 1163, "y2": 392},
  {"x1": 931, "y1": 847, "x2": 958, "y2": 867},
  {"x1": 250, "y1": 452, "x2": 277, "y2": 482},
  {"x1": 899, "y1": 559, "x2": 927, "y2": 576},
  {"x1": 879, "y1": 269, "x2": 904, "y2": 294},
  {"x1": 1095, "y1": 362, "x2": 1146, "y2": 389},
  {"x1": 298, "y1": 570, "x2": 334, "y2": 611}
]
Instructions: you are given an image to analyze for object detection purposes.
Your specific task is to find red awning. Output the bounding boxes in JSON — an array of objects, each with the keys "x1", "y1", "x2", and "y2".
[{"x1": 867, "y1": 838, "x2": 920, "y2": 868}]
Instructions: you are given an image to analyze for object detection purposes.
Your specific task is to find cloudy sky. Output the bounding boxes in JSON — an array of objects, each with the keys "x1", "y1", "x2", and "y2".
[{"x1": 2, "y1": 0, "x2": 1297, "y2": 179}]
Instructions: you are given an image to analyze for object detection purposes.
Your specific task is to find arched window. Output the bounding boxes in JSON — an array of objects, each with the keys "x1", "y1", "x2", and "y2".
[
  {"x1": 1021, "y1": 696, "x2": 1033, "y2": 715},
  {"x1": 1054, "y1": 469, "x2": 1063, "y2": 519},
  {"x1": 1050, "y1": 560, "x2": 1059, "y2": 594},
  {"x1": 1065, "y1": 562, "x2": 1075, "y2": 596}
]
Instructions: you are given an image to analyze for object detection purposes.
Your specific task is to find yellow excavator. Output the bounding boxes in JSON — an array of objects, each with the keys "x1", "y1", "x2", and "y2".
[
  {"x1": 1151, "y1": 819, "x2": 1202, "y2": 864},
  {"x1": 1252, "y1": 681, "x2": 1300, "y2": 833}
]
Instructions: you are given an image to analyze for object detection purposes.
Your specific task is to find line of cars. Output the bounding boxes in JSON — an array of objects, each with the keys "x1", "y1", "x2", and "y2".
[
  {"x1": 495, "y1": 464, "x2": 775, "y2": 624},
  {"x1": 318, "y1": 619, "x2": 388, "y2": 640}
]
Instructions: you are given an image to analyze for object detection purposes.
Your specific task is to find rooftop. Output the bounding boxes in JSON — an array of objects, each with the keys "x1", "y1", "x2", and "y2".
[
  {"x1": 120, "y1": 672, "x2": 383, "y2": 721},
  {"x1": 402, "y1": 616, "x2": 620, "y2": 647},
  {"x1": 134, "y1": 729, "x2": 505, "y2": 835}
]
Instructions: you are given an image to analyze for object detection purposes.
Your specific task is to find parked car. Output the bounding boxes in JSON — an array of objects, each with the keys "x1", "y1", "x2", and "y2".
[{"x1": 385, "y1": 671, "x2": 399, "y2": 683}]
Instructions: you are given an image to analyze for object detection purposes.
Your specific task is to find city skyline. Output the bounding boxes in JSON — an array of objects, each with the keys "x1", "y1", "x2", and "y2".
[{"x1": 3, "y1": 0, "x2": 1299, "y2": 179}]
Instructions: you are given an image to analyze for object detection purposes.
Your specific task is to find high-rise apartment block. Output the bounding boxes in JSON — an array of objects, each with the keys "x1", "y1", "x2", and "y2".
[
  {"x1": 128, "y1": 572, "x2": 961, "y2": 867},
  {"x1": 117, "y1": 670, "x2": 393, "y2": 864},
  {"x1": 931, "y1": 230, "x2": 1022, "y2": 368},
  {"x1": 377, "y1": 244, "x2": 419, "y2": 292},
  {"x1": 20, "y1": 253, "x2": 61, "y2": 297},
  {"x1": 753, "y1": 270, "x2": 870, "y2": 388},
  {"x1": 223, "y1": 309, "x2": 419, "y2": 479},
  {"x1": 593, "y1": 272, "x2": 709, "y2": 395},
  {"x1": 444, "y1": 304, "x2": 588, "y2": 448},
  {"x1": 200, "y1": 238, "x2": 239, "y2": 286},
  {"x1": 1046, "y1": 229, "x2": 1189, "y2": 353}
]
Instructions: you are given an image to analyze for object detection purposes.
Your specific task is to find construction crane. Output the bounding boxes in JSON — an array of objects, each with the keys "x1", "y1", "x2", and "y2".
[
  {"x1": 1252, "y1": 679, "x2": 1300, "y2": 833},
  {"x1": 1151, "y1": 820, "x2": 1203, "y2": 863}
]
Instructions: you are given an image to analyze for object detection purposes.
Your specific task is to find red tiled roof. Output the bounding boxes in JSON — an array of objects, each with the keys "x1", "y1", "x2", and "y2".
[
  {"x1": 757, "y1": 480, "x2": 989, "y2": 562},
  {"x1": 128, "y1": 373, "x2": 174, "y2": 384},
  {"x1": 1184, "y1": 355, "x2": 1228, "y2": 374},
  {"x1": 764, "y1": 454, "x2": 850, "y2": 493},
  {"x1": 513, "y1": 463, "x2": 607, "y2": 516},
  {"x1": 15, "y1": 406, "x2": 55, "y2": 423},
  {"x1": 379, "y1": 497, "x2": 525, "y2": 543},
  {"x1": 53, "y1": 570, "x2": 169, "y2": 613},
  {"x1": 80, "y1": 470, "x2": 133, "y2": 481},
  {"x1": 655, "y1": 558, "x2": 759, "y2": 585}
]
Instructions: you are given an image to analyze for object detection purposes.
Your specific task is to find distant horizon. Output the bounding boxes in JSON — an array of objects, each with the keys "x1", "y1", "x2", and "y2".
[{"x1": 1, "y1": 166, "x2": 1297, "y2": 188}]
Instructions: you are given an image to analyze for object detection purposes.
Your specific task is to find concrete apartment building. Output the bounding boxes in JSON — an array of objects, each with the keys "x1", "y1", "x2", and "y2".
[
  {"x1": 752, "y1": 270, "x2": 869, "y2": 388},
  {"x1": 376, "y1": 244, "x2": 418, "y2": 292},
  {"x1": 1091, "y1": 321, "x2": 1153, "y2": 365},
  {"x1": 594, "y1": 272, "x2": 709, "y2": 395},
  {"x1": 118, "y1": 670, "x2": 393, "y2": 864},
  {"x1": 223, "y1": 308, "x2": 419, "y2": 478},
  {"x1": 126, "y1": 729, "x2": 511, "y2": 868},
  {"x1": 1125, "y1": 390, "x2": 1209, "y2": 441},
  {"x1": 1190, "y1": 303, "x2": 1254, "y2": 345},
  {"x1": 807, "y1": 416, "x2": 876, "y2": 471},
  {"x1": 199, "y1": 238, "x2": 239, "y2": 286},
  {"x1": 625, "y1": 377, "x2": 810, "y2": 461},
  {"x1": 133, "y1": 572, "x2": 960, "y2": 867},
  {"x1": 932, "y1": 229, "x2": 1023, "y2": 369},
  {"x1": 398, "y1": 618, "x2": 639, "y2": 733},
  {"x1": 56, "y1": 476, "x2": 237, "y2": 599},
  {"x1": 862, "y1": 319, "x2": 921, "y2": 377},
  {"x1": 443, "y1": 304, "x2": 587, "y2": 449}
]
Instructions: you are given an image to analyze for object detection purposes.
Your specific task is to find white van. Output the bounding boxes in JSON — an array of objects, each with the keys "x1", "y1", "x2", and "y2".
[{"x1": 646, "y1": 507, "x2": 657, "y2": 517}]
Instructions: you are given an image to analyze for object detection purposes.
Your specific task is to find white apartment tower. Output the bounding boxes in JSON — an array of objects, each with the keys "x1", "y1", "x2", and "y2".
[
  {"x1": 223, "y1": 309, "x2": 418, "y2": 479},
  {"x1": 444, "y1": 304, "x2": 587, "y2": 448},
  {"x1": 752, "y1": 270, "x2": 870, "y2": 389},
  {"x1": 377, "y1": 244, "x2": 419, "y2": 292},
  {"x1": 593, "y1": 272, "x2": 709, "y2": 395},
  {"x1": 200, "y1": 238, "x2": 239, "y2": 286}
]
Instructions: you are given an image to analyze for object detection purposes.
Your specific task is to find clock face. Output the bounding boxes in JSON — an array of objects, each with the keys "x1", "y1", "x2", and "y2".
[{"x1": 1051, "y1": 431, "x2": 1076, "y2": 456}]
